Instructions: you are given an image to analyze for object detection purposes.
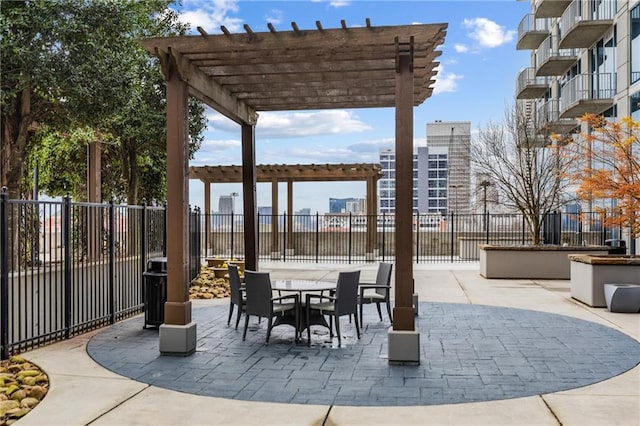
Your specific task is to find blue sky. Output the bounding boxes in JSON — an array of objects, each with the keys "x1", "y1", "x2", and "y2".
[{"x1": 175, "y1": 0, "x2": 531, "y2": 214}]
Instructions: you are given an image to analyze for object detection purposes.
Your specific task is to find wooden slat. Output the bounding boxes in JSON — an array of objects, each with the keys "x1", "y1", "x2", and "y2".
[{"x1": 189, "y1": 164, "x2": 382, "y2": 183}]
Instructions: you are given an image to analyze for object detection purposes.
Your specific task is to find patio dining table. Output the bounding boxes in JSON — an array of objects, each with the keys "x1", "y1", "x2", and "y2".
[{"x1": 271, "y1": 280, "x2": 336, "y2": 337}]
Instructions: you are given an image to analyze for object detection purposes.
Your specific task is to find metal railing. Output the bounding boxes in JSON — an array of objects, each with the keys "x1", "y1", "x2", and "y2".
[
  {"x1": 0, "y1": 191, "x2": 200, "y2": 358},
  {"x1": 560, "y1": 72, "x2": 617, "y2": 111},
  {"x1": 518, "y1": 14, "x2": 550, "y2": 46},
  {"x1": 560, "y1": 0, "x2": 616, "y2": 38},
  {"x1": 535, "y1": 35, "x2": 578, "y2": 71},
  {"x1": 202, "y1": 211, "x2": 622, "y2": 264},
  {"x1": 516, "y1": 67, "x2": 551, "y2": 97}
]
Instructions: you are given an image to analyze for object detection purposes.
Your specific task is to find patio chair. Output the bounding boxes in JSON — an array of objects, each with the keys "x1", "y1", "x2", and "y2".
[
  {"x1": 242, "y1": 270, "x2": 299, "y2": 344},
  {"x1": 359, "y1": 262, "x2": 393, "y2": 325},
  {"x1": 227, "y1": 264, "x2": 245, "y2": 330},
  {"x1": 305, "y1": 270, "x2": 361, "y2": 347}
]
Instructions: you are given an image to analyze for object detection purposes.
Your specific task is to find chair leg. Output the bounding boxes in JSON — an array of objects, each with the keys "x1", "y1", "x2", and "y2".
[
  {"x1": 354, "y1": 312, "x2": 361, "y2": 339},
  {"x1": 266, "y1": 317, "x2": 273, "y2": 344},
  {"x1": 386, "y1": 299, "x2": 393, "y2": 322},
  {"x1": 242, "y1": 314, "x2": 250, "y2": 341},
  {"x1": 376, "y1": 302, "x2": 383, "y2": 321},
  {"x1": 228, "y1": 302, "x2": 234, "y2": 325},
  {"x1": 235, "y1": 306, "x2": 242, "y2": 330},
  {"x1": 294, "y1": 307, "x2": 299, "y2": 344},
  {"x1": 329, "y1": 316, "x2": 334, "y2": 338},
  {"x1": 335, "y1": 316, "x2": 341, "y2": 347},
  {"x1": 359, "y1": 299, "x2": 364, "y2": 326},
  {"x1": 306, "y1": 306, "x2": 311, "y2": 346}
]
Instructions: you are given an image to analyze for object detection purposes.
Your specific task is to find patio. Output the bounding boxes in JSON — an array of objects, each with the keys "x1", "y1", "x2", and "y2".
[{"x1": 20, "y1": 262, "x2": 640, "y2": 425}]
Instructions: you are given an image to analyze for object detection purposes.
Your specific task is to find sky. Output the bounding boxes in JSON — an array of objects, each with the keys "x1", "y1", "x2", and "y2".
[{"x1": 174, "y1": 0, "x2": 531, "y2": 214}]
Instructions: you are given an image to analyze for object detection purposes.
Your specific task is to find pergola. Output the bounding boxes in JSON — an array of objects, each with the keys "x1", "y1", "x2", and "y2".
[
  {"x1": 190, "y1": 163, "x2": 382, "y2": 259},
  {"x1": 139, "y1": 19, "x2": 447, "y2": 361}
]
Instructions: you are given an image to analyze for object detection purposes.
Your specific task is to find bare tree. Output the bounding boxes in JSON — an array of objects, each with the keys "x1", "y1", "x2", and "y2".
[{"x1": 471, "y1": 104, "x2": 575, "y2": 244}]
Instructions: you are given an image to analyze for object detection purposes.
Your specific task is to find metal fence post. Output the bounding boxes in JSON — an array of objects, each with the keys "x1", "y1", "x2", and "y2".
[
  {"x1": 108, "y1": 200, "x2": 115, "y2": 324},
  {"x1": 450, "y1": 213, "x2": 455, "y2": 262},
  {"x1": 141, "y1": 203, "x2": 147, "y2": 308},
  {"x1": 283, "y1": 212, "x2": 287, "y2": 262},
  {"x1": 63, "y1": 194, "x2": 72, "y2": 339},
  {"x1": 230, "y1": 211, "x2": 235, "y2": 259},
  {"x1": 415, "y1": 213, "x2": 420, "y2": 263},
  {"x1": 381, "y1": 212, "x2": 386, "y2": 261},
  {"x1": 348, "y1": 212, "x2": 352, "y2": 264},
  {"x1": 162, "y1": 202, "x2": 167, "y2": 257},
  {"x1": 315, "y1": 212, "x2": 319, "y2": 263},
  {"x1": 485, "y1": 210, "x2": 490, "y2": 244},
  {"x1": 1, "y1": 188, "x2": 9, "y2": 359}
]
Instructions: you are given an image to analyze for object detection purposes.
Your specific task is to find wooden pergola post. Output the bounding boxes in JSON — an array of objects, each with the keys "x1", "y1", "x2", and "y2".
[
  {"x1": 270, "y1": 177, "x2": 280, "y2": 259},
  {"x1": 286, "y1": 180, "x2": 294, "y2": 256},
  {"x1": 203, "y1": 182, "x2": 210, "y2": 257},
  {"x1": 241, "y1": 123, "x2": 258, "y2": 271},
  {"x1": 366, "y1": 175, "x2": 378, "y2": 260},
  {"x1": 87, "y1": 140, "x2": 101, "y2": 260},
  {"x1": 388, "y1": 36, "x2": 419, "y2": 364},
  {"x1": 159, "y1": 57, "x2": 196, "y2": 356}
]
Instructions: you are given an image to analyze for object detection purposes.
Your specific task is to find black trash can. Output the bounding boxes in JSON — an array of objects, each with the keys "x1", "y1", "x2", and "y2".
[
  {"x1": 604, "y1": 239, "x2": 627, "y2": 255},
  {"x1": 143, "y1": 257, "x2": 167, "y2": 328}
]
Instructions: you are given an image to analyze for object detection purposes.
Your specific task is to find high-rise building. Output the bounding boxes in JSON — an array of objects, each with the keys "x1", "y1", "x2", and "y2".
[
  {"x1": 218, "y1": 195, "x2": 234, "y2": 214},
  {"x1": 378, "y1": 149, "x2": 419, "y2": 214},
  {"x1": 330, "y1": 197, "x2": 364, "y2": 214},
  {"x1": 417, "y1": 121, "x2": 471, "y2": 215},
  {"x1": 515, "y1": 0, "x2": 639, "y2": 148}
]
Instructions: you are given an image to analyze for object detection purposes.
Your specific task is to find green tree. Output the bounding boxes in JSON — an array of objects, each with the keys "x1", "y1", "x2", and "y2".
[{"x1": 1, "y1": 0, "x2": 206, "y2": 202}]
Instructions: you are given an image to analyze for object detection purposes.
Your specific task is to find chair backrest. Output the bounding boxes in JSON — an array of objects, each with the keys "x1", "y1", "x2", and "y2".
[
  {"x1": 335, "y1": 270, "x2": 360, "y2": 316},
  {"x1": 228, "y1": 264, "x2": 242, "y2": 305},
  {"x1": 243, "y1": 270, "x2": 273, "y2": 317},
  {"x1": 375, "y1": 263, "x2": 393, "y2": 297}
]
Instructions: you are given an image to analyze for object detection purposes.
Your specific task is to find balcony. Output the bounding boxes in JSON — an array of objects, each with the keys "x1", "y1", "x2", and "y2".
[
  {"x1": 516, "y1": 68, "x2": 550, "y2": 99},
  {"x1": 536, "y1": 99, "x2": 578, "y2": 135},
  {"x1": 559, "y1": 0, "x2": 615, "y2": 49},
  {"x1": 535, "y1": 36, "x2": 578, "y2": 76},
  {"x1": 517, "y1": 14, "x2": 550, "y2": 50},
  {"x1": 560, "y1": 73, "x2": 616, "y2": 118},
  {"x1": 534, "y1": 0, "x2": 571, "y2": 18}
]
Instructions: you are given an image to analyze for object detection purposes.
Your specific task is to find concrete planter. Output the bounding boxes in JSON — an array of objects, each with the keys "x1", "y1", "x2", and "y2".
[
  {"x1": 569, "y1": 254, "x2": 640, "y2": 307},
  {"x1": 479, "y1": 245, "x2": 609, "y2": 279}
]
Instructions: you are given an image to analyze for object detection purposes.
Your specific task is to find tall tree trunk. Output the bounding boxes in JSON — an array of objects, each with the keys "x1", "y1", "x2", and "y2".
[{"x1": 1, "y1": 88, "x2": 32, "y2": 271}]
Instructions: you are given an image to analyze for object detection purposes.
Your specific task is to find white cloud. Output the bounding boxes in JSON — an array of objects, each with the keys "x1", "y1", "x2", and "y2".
[
  {"x1": 178, "y1": 0, "x2": 243, "y2": 34},
  {"x1": 454, "y1": 44, "x2": 468, "y2": 53},
  {"x1": 462, "y1": 17, "x2": 515, "y2": 48},
  {"x1": 257, "y1": 111, "x2": 370, "y2": 138},
  {"x1": 264, "y1": 9, "x2": 283, "y2": 25},
  {"x1": 310, "y1": 0, "x2": 351, "y2": 7},
  {"x1": 433, "y1": 65, "x2": 462, "y2": 95}
]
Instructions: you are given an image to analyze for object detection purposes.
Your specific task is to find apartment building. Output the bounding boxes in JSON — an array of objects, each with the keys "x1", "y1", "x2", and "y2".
[
  {"x1": 378, "y1": 149, "x2": 418, "y2": 214},
  {"x1": 379, "y1": 121, "x2": 471, "y2": 215},
  {"x1": 515, "y1": 0, "x2": 640, "y2": 137}
]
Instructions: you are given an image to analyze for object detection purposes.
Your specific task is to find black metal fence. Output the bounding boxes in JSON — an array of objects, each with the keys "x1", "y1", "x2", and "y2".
[
  {"x1": 202, "y1": 211, "x2": 624, "y2": 263},
  {"x1": 0, "y1": 194, "x2": 627, "y2": 359},
  {"x1": 0, "y1": 192, "x2": 200, "y2": 358}
]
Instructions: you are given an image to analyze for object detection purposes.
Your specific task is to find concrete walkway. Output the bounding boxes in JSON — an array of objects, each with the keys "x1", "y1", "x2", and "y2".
[{"x1": 17, "y1": 263, "x2": 640, "y2": 425}]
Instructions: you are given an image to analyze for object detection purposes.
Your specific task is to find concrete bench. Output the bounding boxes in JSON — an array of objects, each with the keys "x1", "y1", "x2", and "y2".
[{"x1": 604, "y1": 284, "x2": 640, "y2": 313}]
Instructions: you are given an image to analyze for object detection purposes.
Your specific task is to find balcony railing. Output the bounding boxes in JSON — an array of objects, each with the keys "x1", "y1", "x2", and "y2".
[
  {"x1": 536, "y1": 99, "x2": 579, "y2": 134},
  {"x1": 534, "y1": 0, "x2": 572, "y2": 18},
  {"x1": 535, "y1": 35, "x2": 578, "y2": 76},
  {"x1": 517, "y1": 14, "x2": 550, "y2": 50},
  {"x1": 560, "y1": 72, "x2": 616, "y2": 118},
  {"x1": 516, "y1": 67, "x2": 550, "y2": 99},
  {"x1": 559, "y1": 0, "x2": 615, "y2": 48}
]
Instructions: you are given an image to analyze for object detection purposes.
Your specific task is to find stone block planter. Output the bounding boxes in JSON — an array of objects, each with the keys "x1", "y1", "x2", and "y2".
[
  {"x1": 569, "y1": 255, "x2": 640, "y2": 308},
  {"x1": 479, "y1": 245, "x2": 609, "y2": 279}
]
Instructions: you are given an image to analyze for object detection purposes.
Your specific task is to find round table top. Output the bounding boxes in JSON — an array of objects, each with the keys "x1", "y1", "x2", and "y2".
[{"x1": 271, "y1": 280, "x2": 336, "y2": 292}]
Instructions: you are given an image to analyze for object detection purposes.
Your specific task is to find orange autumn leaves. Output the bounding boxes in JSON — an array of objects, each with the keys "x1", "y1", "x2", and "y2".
[{"x1": 562, "y1": 114, "x2": 640, "y2": 237}]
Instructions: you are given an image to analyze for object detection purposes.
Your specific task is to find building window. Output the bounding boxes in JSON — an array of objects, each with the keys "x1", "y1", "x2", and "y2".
[
  {"x1": 632, "y1": 3, "x2": 640, "y2": 84},
  {"x1": 632, "y1": 91, "x2": 640, "y2": 121}
]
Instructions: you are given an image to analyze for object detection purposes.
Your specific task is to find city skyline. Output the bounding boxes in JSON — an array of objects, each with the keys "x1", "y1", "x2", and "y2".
[{"x1": 179, "y1": 1, "x2": 531, "y2": 214}]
